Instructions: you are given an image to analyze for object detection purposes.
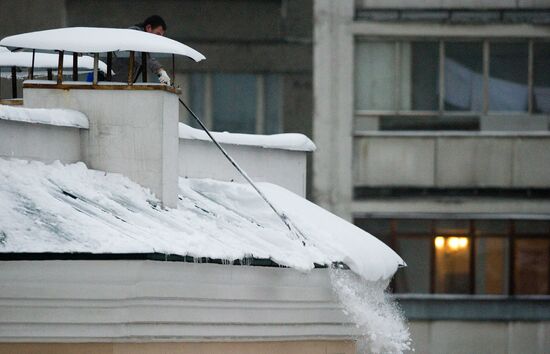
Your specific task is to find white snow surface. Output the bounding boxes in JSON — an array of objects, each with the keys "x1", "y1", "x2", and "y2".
[
  {"x1": 0, "y1": 27, "x2": 205, "y2": 62},
  {"x1": 0, "y1": 159, "x2": 403, "y2": 281},
  {"x1": 0, "y1": 105, "x2": 89, "y2": 128},
  {"x1": 0, "y1": 50, "x2": 109, "y2": 73},
  {"x1": 179, "y1": 123, "x2": 317, "y2": 152}
]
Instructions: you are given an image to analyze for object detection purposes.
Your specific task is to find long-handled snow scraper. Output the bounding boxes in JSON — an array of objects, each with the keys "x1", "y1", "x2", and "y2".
[{"x1": 178, "y1": 98, "x2": 308, "y2": 246}]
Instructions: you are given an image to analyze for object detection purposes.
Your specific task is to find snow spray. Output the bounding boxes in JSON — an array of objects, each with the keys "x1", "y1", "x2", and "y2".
[{"x1": 329, "y1": 267, "x2": 412, "y2": 354}]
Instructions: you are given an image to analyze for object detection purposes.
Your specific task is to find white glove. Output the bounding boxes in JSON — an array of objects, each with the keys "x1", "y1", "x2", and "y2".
[{"x1": 158, "y1": 69, "x2": 171, "y2": 86}]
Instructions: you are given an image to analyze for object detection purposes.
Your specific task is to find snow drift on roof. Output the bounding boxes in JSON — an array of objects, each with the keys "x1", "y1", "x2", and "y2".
[
  {"x1": 0, "y1": 105, "x2": 89, "y2": 128},
  {"x1": 0, "y1": 27, "x2": 205, "y2": 62},
  {"x1": 179, "y1": 123, "x2": 316, "y2": 152},
  {"x1": 0, "y1": 51, "x2": 109, "y2": 73},
  {"x1": 0, "y1": 159, "x2": 403, "y2": 281}
]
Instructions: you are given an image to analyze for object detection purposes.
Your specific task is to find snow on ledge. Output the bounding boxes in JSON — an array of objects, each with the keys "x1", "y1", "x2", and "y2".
[
  {"x1": 0, "y1": 159, "x2": 403, "y2": 281},
  {"x1": 179, "y1": 123, "x2": 316, "y2": 152},
  {"x1": 0, "y1": 105, "x2": 89, "y2": 129}
]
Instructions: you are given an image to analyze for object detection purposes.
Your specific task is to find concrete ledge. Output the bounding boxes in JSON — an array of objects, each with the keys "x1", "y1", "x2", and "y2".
[
  {"x1": 179, "y1": 139, "x2": 307, "y2": 197},
  {"x1": 0, "y1": 341, "x2": 356, "y2": 354},
  {"x1": 396, "y1": 294, "x2": 550, "y2": 321},
  {"x1": 0, "y1": 119, "x2": 82, "y2": 163},
  {"x1": 23, "y1": 81, "x2": 181, "y2": 95},
  {"x1": 0, "y1": 261, "x2": 357, "y2": 342}
]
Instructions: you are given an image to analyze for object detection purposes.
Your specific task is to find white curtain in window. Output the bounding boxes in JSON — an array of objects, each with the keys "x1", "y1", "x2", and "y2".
[{"x1": 445, "y1": 58, "x2": 528, "y2": 112}]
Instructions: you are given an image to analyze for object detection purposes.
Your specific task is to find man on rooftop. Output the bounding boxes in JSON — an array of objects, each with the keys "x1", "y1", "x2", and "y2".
[{"x1": 113, "y1": 15, "x2": 171, "y2": 85}]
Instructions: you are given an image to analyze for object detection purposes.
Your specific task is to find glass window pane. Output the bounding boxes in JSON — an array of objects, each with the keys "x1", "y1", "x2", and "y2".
[
  {"x1": 395, "y1": 219, "x2": 431, "y2": 234},
  {"x1": 489, "y1": 42, "x2": 528, "y2": 112},
  {"x1": 475, "y1": 220, "x2": 509, "y2": 236},
  {"x1": 515, "y1": 220, "x2": 550, "y2": 234},
  {"x1": 435, "y1": 220, "x2": 469, "y2": 236},
  {"x1": 354, "y1": 218, "x2": 392, "y2": 245},
  {"x1": 514, "y1": 239, "x2": 549, "y2": 295},
  {"x1": 408, "y1": 41, "x2": 439, "y2": 111},
  {"x1": 188, "y1": 73, "x2": 205, "y2": 129},
  {"x1": 212, "y1": 73, "x2": 257, "y2": 133},
  {"x1": 534, "y1": 42, "x2": 550, "y2": 113},
  {"x1": 444, "y1": 42, "x2": 483, "y2": 112},
  {"x1": 476, "y1": 238, "x2": 507, "y2": 295},
  {"x1": 395, "y1": 237, "x2": 431, "y2": 293},
  {"x1": 355, "y1": 41, "x2": 396, "y2": 110},
  {"x1": 434, "y1": 236, "x2": 471, "y2": 293},
  {"x1": 264, "y1": 74, "x2": 282, "y2": 134}
]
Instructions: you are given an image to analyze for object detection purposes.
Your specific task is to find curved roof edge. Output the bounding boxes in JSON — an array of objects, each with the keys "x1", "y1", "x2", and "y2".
[{"x1": 0, "y1": 27, "x2": 206, "y2": 62}]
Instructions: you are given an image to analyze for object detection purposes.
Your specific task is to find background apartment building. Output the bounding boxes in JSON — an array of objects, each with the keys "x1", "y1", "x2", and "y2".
[{"x1": 314, "y1": 0, "x2": 550, "y2": 352}]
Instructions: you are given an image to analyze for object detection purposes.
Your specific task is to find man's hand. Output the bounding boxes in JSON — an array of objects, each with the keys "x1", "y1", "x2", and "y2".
[{"x1": 157, "y1": 69, "x2": 171, "y2": 86}]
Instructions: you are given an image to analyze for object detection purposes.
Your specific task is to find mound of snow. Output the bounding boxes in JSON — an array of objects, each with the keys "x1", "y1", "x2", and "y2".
[
  {"x1": 179, "y1": 123, "x2": 316, "y2": 152},
  {"x1": 0, "y1": 105, "x2": 89, "y2": 128},
  {"x1": 0, "y1": 158, "x2": 403, "y2": 281}
]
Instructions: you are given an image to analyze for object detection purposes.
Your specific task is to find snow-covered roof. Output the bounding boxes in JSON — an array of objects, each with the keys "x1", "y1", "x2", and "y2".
[
  {"x1": 0, "y1": 159, "x2": 403, "y2": 281},
  {"x1": 0, "y1": 105, "x2": 89, "y2": 128},
  {"x1": 179, "y1": 123, "x2": 317, "y2": 152},
  {"x1": 0, "y1": 27, "x2": 205, "y2": 62},
  {"x1": 0, "y1": 50, "x2": 109, "y2": 73}
]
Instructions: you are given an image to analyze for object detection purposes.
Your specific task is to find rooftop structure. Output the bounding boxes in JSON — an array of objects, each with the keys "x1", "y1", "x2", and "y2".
[{"x1": 0, "y1": 26, "x2": 406, "y2": 353}]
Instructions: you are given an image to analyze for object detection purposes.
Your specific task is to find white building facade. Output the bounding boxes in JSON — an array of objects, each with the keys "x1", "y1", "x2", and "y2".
[{"x1": 313, "y1": 1, "x2": 550, "y2": 353}]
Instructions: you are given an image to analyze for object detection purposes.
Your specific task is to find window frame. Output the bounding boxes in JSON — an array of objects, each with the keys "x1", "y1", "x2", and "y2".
[
  {"x1": 387, "y1": 218, "x2": 550, "y2": 296},
  {"x1": 354, "y1": 37, "x2": 550, "y2": 120},
  {"x1": 179, "y1": 72, "x2": 283, "y2": 134}
]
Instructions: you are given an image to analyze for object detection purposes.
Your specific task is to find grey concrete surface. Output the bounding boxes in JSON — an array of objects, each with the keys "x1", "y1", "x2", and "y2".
[
  {"x1": 353, "y1": 135, "x2": 550, "y2": 188},
  {"x1": 0, "y1": 119, "x2": 82, "y2": 163},
  {"x1": 0, "y1": 260, "x2": 358, "y2": 341},
  {"x1": 179, "y1": 139, "x2": 308, "y2": 197},
  {"x1": 23, "y1": 86, "x2": 179, "y2": 208}
]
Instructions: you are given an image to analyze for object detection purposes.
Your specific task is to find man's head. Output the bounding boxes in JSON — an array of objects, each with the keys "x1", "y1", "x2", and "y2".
[{"x1": 142, "y1": 15, "x2": 166, "y2": 36}]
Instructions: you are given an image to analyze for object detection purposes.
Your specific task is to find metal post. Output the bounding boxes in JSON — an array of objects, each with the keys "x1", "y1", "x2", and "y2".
[
  {"x1": 141, "y1": 52, "x2": 148, "y2": 82},
  {"x1": 11, "y1": 66, "x2": 17, "y2": 98},
  {"x1": 72, "y1": 52, "x2": 78, "y2": 81},
  {"x1": 482, "y1": 41, "x2": 489, "y2": 114},
  {"x1": 92, "y1": 53, "x2": 99, "y2": 85},
  {"x1": 30, "y1": 49, "x2": 35, "y2": 80},
  {"x1": 57, "y1": 50, "x2": 64, "y2": 84},
  {"x1": 127, "y1": 51, "x2": 134, "y2": 85},
  {"x1": 47, "y1": 68, "x2": 53, "y2": 81},
  {"x1": 528, "y1": 40, "x2": 534, "y2": 114},
  {"x1": 172, "y1": 54, "x2": 175, "y2": 86},
  {"x1": 106, "y1": 52, "x2": 112, "y2": 81}
]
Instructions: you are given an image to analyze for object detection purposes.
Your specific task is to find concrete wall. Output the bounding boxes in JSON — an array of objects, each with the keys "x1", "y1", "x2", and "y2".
[
  {"x1": 354, "y1": 133, "x2": 550, "y2": 188},
  {"x1": 312, "y1": 0, "x2": 355, "y2": 220},
  {"x1": 23, "y1": 86, "x2": 179, "y2": 207},
  {"x1": 0, "y1": 119, "x2": 82, "y2": 163},
  {"x1": 356, "y1": 0, "x2": 550, "y2": 9},
  {"x1": 407, "y1": 320, "x2": 550, "y2": 354},
  {"x1": 179, "y1": 139, "x2": 307, "y2": 197},
  {"x1": 0, "y1": 260, "x2": 359, "y2": 341},
  {"x1": 0, "y1": 341, "x2": 356, "y2": 354}
]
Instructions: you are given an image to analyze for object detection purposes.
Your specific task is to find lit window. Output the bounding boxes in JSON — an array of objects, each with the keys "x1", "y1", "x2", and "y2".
[{"x1": 434, "y1": 236, "x2": 471, "y2": 294}]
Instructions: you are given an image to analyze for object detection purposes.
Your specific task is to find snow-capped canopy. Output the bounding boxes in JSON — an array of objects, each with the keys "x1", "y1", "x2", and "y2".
[
  {"x1": 0, "y1": 159, "x2": 404, "y2": 281},
  {"x1": 179, "y1": 123, "x2": 317, "y2": 152},
  {"x1": 0, "y1": 105, "x2": 89, "y2": 128},
  {"x1": 0, "y1": 50, "x2": 109, "y2": 73},
  {"x1": 0, "y1": 27, "x2": 206, "y2": 62}
]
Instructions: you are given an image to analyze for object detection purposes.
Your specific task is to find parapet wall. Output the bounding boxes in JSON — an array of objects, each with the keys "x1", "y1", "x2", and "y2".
[
  {"x1": 0, "y1": 119, "x2": 82, "y2": 163},
  {"x1": 179, "y1": 139, "x2": 307, "y2": 197}
]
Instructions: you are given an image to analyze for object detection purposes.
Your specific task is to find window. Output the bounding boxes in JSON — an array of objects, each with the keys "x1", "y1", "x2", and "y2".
[
  {"x1": 355, "y1": 218, "x2": 550, "y2": 295},
  {"x1": 186, "y1": 73, "x2": 282, "y2": 134},
  {"x1": 354, "y1": 39, "x2": 550, "y2": 130}
]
